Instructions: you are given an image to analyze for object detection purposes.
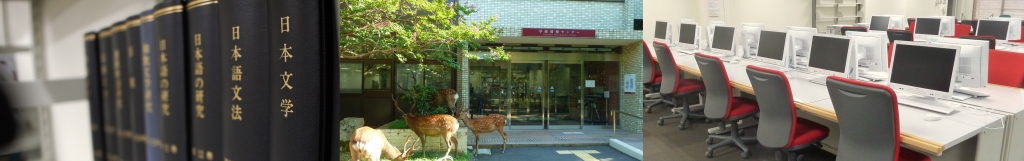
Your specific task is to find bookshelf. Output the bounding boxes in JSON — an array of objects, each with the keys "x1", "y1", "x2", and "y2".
[{"x1": 813, "y1": 0, "x2": 865, "y2": 33}]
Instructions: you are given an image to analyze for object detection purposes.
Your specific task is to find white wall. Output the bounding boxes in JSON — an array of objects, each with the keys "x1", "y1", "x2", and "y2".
[
  {"x1": 643, "y1": 0, "x2": 699, "y2": 44},
  {"x1": 38, "y1": 0, "x2": 158, "y2": 160},
  {"x1": 723, "y1": 0, "x2": 812, "y2": 31}
]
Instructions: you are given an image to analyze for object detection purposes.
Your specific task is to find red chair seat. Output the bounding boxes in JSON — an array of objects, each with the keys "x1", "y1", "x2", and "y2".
[
  {"x1": 784, "y1": 118, "x2": 830, "y2": 148},
  {"x1": 647, "y1": 75, "x2": 663, "y2": 84},
  {"x1": 898, "y1": 147, "x2": 932, "y2": 161},
  {"x1": 723, "y1": 97, "x2": 759, "y2": 118},
  {"x1": 672, "y1": 79, "x2": 705, "y2": 93}
]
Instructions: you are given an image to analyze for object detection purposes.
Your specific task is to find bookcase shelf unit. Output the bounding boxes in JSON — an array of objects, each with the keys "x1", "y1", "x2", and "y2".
[{"x1": 812, "y1": 0, "x2": 865, "y2": 33}]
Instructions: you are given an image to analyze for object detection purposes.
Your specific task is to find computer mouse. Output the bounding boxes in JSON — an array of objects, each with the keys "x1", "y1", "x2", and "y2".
[{"x1": 924, "y1": 114, "x2": 942, "y2": 122}]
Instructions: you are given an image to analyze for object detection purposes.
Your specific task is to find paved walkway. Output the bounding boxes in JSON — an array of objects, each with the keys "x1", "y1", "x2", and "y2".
[
  {"x1": 471, "y1": 146, "x2": 639, "y2": 161},
  {"x1": 468, "y1": 129, "x2": 642, "y2": 148}
]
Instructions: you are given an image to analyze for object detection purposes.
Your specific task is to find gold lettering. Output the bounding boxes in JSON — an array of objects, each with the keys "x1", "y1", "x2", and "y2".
[
  {"x1": 195, "y1": 104, "x2": 205, "y2": 119},
  {"x1": 198, "y1": 149, "x2": 205, "y2": 159},
  {"x1": 232, "y1": 26, "x2": 240, "y2": 40},
  {"x1": 231, "y1": 45, "x2": 242, "y2": 61},
  {"x1": 207, "y1": 151, "x2": 213, "y2": 160},
  {"x1": 231, "y1": 85, "x2": 242, "y2": 101},
  {"x1": 280, "y1": 71, "x2": 293, "y2": 89},
  {"x1": 128, "y1": 46, "x2": 134, "y2": 57},
  {"x1": 280, "y1": 16, "x2": 290, "y2": 33},
  {"x1": 195, "y1": 62, "x2": 204, "y2": 75},
  {"x1": 279, "y1": 43, "x2": 292, "y2": 62},
  {"x1": 160, "y1": 39, "x2": 166, "y2": 51},
  {"x1": 280, "y1": 99, "x2": 294, "y2": 117},
  {"x1": 129, "y1": 77, "x2": 136, "y2": 89},
  {"x1": 194, "y1": 33, "x2": 201, "y2": 46},
  {"x1": 232, "y1": 65, "x2": 242, "y2": 81},
  {"x1": 195, "y1": 47, "x2": 203, "y2": 61},
  {"x1": 143, "y1": 44, "x2": 150, "y2": 55},
  {"x1": 231, "y1": 104, "x2": 242, "y2": 120}
]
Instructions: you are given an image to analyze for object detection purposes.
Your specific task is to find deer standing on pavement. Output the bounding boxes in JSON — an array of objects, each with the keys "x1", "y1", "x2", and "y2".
[
  {"x1": 392, "y1": 95, "x2": 460, "y2": 158},
  {"x1": 456, "y1": 108, "x2": 508, "y2": 156},
  {"x1": 349, "y1": 127, "x2": 419, "y2": 161}
]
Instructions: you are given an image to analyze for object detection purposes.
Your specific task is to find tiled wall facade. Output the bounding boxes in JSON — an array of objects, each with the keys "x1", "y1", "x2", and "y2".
[{"x1": 619, "y1": 41, "x2": 643, "y2": 133}]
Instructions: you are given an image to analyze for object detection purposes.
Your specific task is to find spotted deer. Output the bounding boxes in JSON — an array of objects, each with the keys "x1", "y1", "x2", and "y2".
[
  {"x1": 392, "y1": 95, "x2": 460, "y2": 158},
  {"x1": 435, "y1": 88, "x2": 458, "y2": 115},
  {"x1": 349, "y1": 127, "x2": 419, "y2": 161},
  {"x1": 457, "y1": 108, "x2": 508, "y2": 156}
]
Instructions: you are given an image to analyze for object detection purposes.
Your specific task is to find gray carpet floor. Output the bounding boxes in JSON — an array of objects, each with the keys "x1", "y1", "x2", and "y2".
[{"x1": 642, "y1": 101, "x2": 838, "y2": 161}]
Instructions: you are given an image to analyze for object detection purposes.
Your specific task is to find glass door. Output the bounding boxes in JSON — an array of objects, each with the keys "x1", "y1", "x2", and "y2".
[
  {"x1": 508, "y1": 62, "x2": 545, "y2": 129},
  {"x1": 545, "y1": 62, "x2": 583, "y2": 129}
]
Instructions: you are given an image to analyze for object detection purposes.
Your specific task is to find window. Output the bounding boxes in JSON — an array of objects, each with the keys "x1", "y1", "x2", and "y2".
[
  {"x1": 339, "y1": 63, "x2": 362, "y2": 93},
  {"x1": 363, "y1": 64, "x2": 392, "y2": 90},
  {"x1": 396, "y1": 64, "x2": 453, "y2": 93},
  {"x1": 976, "y1": 0, "x2": 1024, "y2": 18}
]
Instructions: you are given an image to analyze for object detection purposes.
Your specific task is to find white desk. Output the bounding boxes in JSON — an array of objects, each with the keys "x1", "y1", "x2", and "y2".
[{"x1": 652, "y1": 45, "x2": 1024, "y2": 157}]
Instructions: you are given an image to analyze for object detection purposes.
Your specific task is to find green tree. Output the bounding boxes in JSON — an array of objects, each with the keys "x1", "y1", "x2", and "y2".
[{"x1": 340, "y1": 0, "x2": 508, "y2": 69}]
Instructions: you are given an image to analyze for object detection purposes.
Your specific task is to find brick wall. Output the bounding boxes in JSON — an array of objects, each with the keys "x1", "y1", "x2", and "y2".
[{"x1": 618, "y1": 41, "x2": 643, "y2": 133}]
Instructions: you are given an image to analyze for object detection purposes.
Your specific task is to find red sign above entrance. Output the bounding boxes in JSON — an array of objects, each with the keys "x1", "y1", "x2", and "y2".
[{"x1": 521, "y1": 28, "x2": 596, "y2": 38}]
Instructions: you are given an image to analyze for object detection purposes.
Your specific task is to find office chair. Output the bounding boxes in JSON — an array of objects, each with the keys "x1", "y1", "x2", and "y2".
[
  {"x1": 825, "y1": 76, "x2": 932, "y2": 161},
  {"x1": 644, "y1": 42, "x2": 706, "y2": 116},
  {"x1": 839, "y1": 26, "x2": 867, "y2": 36},
  {"x1": 642, "y1": 41, "x2": 662, "y2": 94},
  {"x1": 961, "y1": 19, "x2": 979, "y2": 35},
  {"x1": 746, "y1": 66, "x2": 829, "y2": 161},
  {"x1": 907, "y1": 19, "x2": 916, "y2": 33},
  {"x1": 959, "y1": 35, "x2": 997, "y2": 49},
  {"x1": 954, "y1": 24, "x2": 972, "y2": 37},
  {"x1": 988, "y1": 49, "x2": 1024, "y2": 88},
  {"x1": 887, "y1": 29, "x2": 914, "y2": 44},
  {"x1": 695, "y1": 53, "x2": 760, "y2": 159}
]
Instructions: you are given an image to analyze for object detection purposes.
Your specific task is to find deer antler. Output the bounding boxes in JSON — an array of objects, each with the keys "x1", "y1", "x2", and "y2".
[
  {"x1": 395, "y1": 75, "x2": 420, "y2": 115},
  {"x1": 402, "y1": 135, "x2": 420, "y2": 156},
  {"x1": 392, "y1": 95, "x2": 408, "y2": 116}
]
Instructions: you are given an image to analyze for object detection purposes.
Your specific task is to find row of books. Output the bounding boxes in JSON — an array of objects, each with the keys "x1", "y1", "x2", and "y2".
[{"x1": 83, "y1": 0, "x2": 340, "y2": 160}]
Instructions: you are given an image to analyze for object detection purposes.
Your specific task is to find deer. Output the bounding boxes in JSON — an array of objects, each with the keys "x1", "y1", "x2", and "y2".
[
  {"x1": 349, "y1": 127, "x2": 419, "y2": 161},
  {"x1": 456, "y1": 108, "x2": 508, "y2": 156},
  {"x1": 435, "y1": 88, "x2": 458, "y2": 116},
  {"x1": 392, "y1": 94, "x2": 460, "y2": 158}
]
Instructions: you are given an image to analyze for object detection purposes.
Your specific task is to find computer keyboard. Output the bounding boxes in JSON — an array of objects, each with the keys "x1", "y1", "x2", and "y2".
[{"x1": 897, "y1": 95, "x2": 956, "y2": 114}]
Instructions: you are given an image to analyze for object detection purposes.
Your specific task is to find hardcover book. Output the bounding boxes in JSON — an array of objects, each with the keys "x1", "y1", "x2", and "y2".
[
  {"x1": 138, "y1": 9, "x2": 163, "y2": 161},
  {"x1": 112, "y1": 20, "x2": 133, "y2": 161},
  {"x1": 267, "y1": 0, "x2": 340, "y2": 160},
  {"x1": 219, "y1": 0, "x2": 271, "y2": 160},
  {"x1": 100, "y1": 25, "x2": 119, "y2": 161},
  {"x1": 84, "y1": 31, "x2": 105, "y2": 161},
  {"x1": 186, "y1": 0, "x2": 223, "y2": 160},
  {"x1": 125, "y1": 14, "x2": 147, "y2": 161},
  {"x1": 153, "y1": 1, "x2": 190, "y2": 160}
]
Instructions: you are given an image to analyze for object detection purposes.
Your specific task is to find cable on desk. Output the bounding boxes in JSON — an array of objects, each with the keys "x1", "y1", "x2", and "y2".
[{"x1": 942, "y1": 102, "x2": 1006, "y2": 130}]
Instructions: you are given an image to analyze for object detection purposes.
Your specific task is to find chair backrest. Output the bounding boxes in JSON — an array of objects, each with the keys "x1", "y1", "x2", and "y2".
[
  {"x1": 988, "y1": 49, "x2": 1024, "y2": 88},
  {"x1": 652, "y1": 42, "x2": 681, "y2": 94},
  {"x1": 840, "y1": 26, "x2": 868, "y2": 36},
  {"x1": 961, "y1": 19, "x2": 979, "y2": 34},
  {"x1": 642, "y1": 41, "x2": 660, "y2": 83},
  {"x1": 907, "y1": 19, "x2": 917, "y2": 33},
  {"x1": 887, "y1": 29, "x2": 913, "y2": 44},
  {"x1": 825, "y1": 76, "x2": 902, "y2": 161},
  {"x1": 954, "y1": 24, "x2": 972, "y2": 37},
  {"x1": 959, "y1": 35, "x2": 997, "y2": 49},
  {"x1": 694, "y1": 53, "x2": 734, "y2": 119},
  {"x1": 746, "y1": 65, "x2": 797, "y2": 148}
]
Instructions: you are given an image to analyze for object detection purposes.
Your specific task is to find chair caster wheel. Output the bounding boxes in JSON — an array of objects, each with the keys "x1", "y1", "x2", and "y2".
[
  {"x1": 657, "y1": 120, "x2": 664, "y2": 125},
  {"x1": 705, "y1": 151, "x2": 713, "y2": 158},
  {"x1": 706, "y1": 138, "x2": 714, "y2": 145},
  {"x1": 705, "y1": 119, "x2": 712, "y2": 123},
  {"x1": 796, "y1": 154, "x2": 805, "y2": 161},
  {"x1": 741, "y1": 151, "x2": 751, "y2": 159},
  {"x1": 737, "y1": 129, "x2": 745, "y2": 136},
  {"x1": 678, "y1": 123, "x2": 687, "y2": 130}
]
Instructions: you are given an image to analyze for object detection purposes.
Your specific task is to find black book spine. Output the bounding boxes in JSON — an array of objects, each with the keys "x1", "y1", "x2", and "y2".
[
  {"x1": 219, "y1": 0, "x2": 271, "y2": 160},
  {"x1": 85, "y1": 31, "x2": 105, "y2": 161},
  {"x1": 139, "y1": 10, "x2": 163, "y2": 161},
  {"x1": 153, "y1": 1, "x2": 190, "y2": 160},
  {"x1": 186, "y1": 0, "x2": 222, "y2": 160},
  {"x1": 100, "y1": 26, "x2": 119, "y2": 161},
  {"x1": 267, "y1": 0, "x2": 339, "y2": 160},
  {"x1": 126, "y1": 15, "x2": 147, "y2": 161},
  {"x1": 113, "y1": 20, "x2": 134, "y2": 161}
]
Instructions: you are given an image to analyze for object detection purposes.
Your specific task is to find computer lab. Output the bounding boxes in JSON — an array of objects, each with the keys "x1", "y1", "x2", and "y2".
[{"x1": 642, "y1": 0, "x2": 1024, "y2": 161}]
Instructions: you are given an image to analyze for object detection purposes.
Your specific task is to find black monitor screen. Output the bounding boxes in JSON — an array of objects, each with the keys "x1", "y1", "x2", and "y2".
[
  {"x1": 870, "y1": 16, "x2": 890, "y2": 31},
  {"x1": 808, "y1": 36, "x2": 850, "y2": 73},
  {"x1": 655, "y1": 21, "x2": 668, "y2": 40},
  {"x1": 915, "y1": 18, "x2": 942, "y2": 35},
  {"x1": 712, "y1": 26, "x2": 735, "y2": 50},
  {"x1": 977, "y1": 20, "x2": 1010, "y2": 40},
  {"x1": 678, "y1": 23, "x2": 697, "y2": 44},
  {"x1": 890, "y1": 44, "x2": 957, "y2": 92},
  {"x1": 757, "y1": 30, "x2": 787, "y2": 61}
]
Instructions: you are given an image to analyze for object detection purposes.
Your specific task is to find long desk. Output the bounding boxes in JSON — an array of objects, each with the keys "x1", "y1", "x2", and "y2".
[{"x1": 651, "y1": 46, "x2": 1024, "y2": 157}]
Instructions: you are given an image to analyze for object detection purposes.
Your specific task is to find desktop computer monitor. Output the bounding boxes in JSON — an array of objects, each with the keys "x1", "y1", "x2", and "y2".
[
  {"x1": 976, "y1": 19, "x2": 1011, "y2": 40},
  {"x1": 807, "y1": 34, "x2": 853, "y2": 77},
  {"x1": 741, "y1": 23, "x2": 764, "y2": 57},
  {"x1": 710, "y1": 26, "x2": 737, "y2": 55},
  {"x1": 928, "y1": 37, "x2": 989, "y2": 94},
  {"x1": 707, "y1": 21, "x2": 727, "y2": 43},
  {"x1": 887, "y1": 15, "x2": 908, "y2": 29},
  {"x1": 846, "y1": 31, "x2": 888, "y2": 73},
  {"x1": 888, "y1": 41, "x2": 960, "y2": 100},
  {"x1": 755, "y1": 30, "x2": 789, "y2": 68},
  {"x1": 655, "y1": 21, "x2": 668, "y2": 40},
  {"x1": 870, "y1": 16, "x2": 891, "y2": 31},
  {"x1": 914, "y1": 17, "x2": 942, "y2": 36},
  {"x1": 785, "y1": 26, "x2": 816, "y2": 67},
  {"x1": 678, "y1": 21, "x2": 699, "y2": 49},
  {"x1": 987, "y1": 17, "x2": 1022, "y2": 40}
]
